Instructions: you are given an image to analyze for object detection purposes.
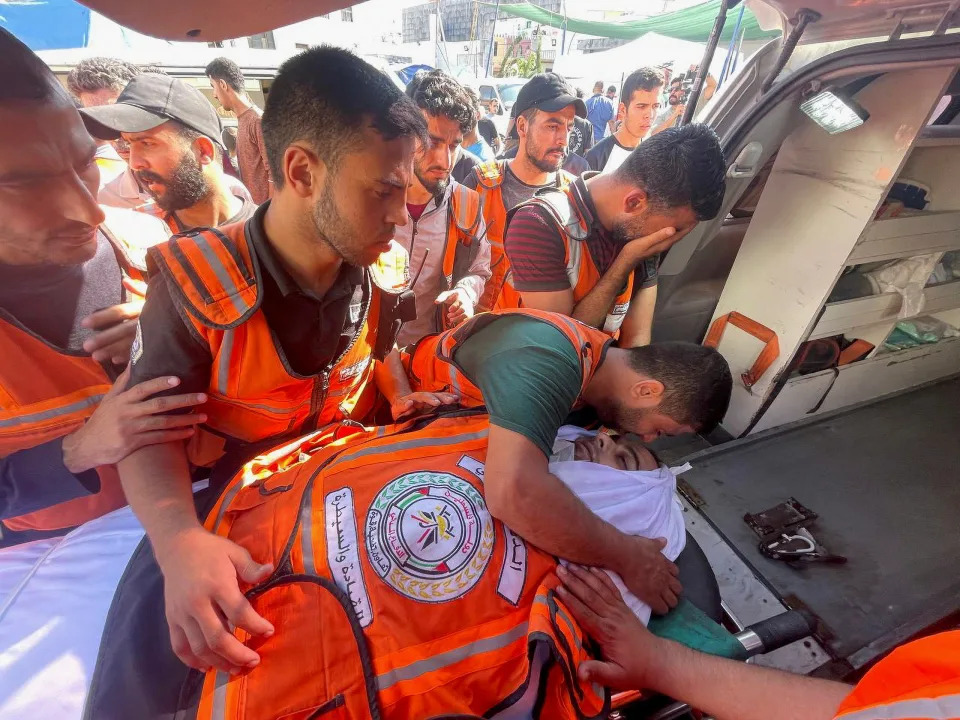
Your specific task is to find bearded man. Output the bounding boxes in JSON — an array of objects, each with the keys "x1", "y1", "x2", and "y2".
[{"x1": 81, "y1": 74, "x2": 257, "y2": 232}]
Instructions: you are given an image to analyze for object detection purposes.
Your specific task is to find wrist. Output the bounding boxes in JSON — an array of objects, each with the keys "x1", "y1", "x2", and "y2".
[
  {"x1": 61, "y1": 427, "x2": 92, "y2": 474},
  {"x1": 152, "y1": 521, "x2": 206, "y2": 569}
]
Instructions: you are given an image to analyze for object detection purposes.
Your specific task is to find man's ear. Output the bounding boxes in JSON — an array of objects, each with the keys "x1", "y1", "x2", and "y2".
[
  {"x1": 515, "y1": 114, "x2": 527, "y2": 140},
  {"x1": 630, "y1": 378, "x2": 664, "y2": 408},
  {"x1": 194, "y1": 136, "x2": 217, "y2": 166},
  {"x1": 619, "y1": 101, "x2": 627, "y2": 117},
  {"x1": 283, "y1": 143, "x2": 325, "y2": 199},
  {"x1": 623, "y1": 187, "x2": 649, "y2": 215}
]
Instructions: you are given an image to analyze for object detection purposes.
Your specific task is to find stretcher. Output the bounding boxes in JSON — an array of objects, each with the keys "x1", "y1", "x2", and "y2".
[{"x1": 0, "y1": 509, "x2": 814, "y2": 720}]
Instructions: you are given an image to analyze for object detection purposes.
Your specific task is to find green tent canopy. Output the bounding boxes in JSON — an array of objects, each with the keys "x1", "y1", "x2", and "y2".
[{"x1": 490, "y1": 0, "x2": 781, "y2": 43}]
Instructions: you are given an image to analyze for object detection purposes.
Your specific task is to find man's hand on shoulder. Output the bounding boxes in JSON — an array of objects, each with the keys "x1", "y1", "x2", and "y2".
[
  {"x1": 62, "y1": 368, "x2": 207, "y2": 473},
  {"x1": 157, "y1": 526, "x2": 275, "y2": 673}
]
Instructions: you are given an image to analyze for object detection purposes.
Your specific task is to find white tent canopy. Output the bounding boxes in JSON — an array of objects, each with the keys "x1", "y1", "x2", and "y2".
[{"x1": 553, "y1": 31, "x2": 735, "y2": 93}]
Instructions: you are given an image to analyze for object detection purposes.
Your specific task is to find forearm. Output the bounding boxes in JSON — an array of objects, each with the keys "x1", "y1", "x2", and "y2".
[
  {"x1": 117, "y1": 442, "x2": 198, "y2": 560},
  {"x1": 490, "y1": 467, "x2": 630, "y2": 572},
  {"x1": 571, "y1": 254, "x2": 637, "y2": 329},
  {"x1": 652, "y1": 111, "x2": 680, "y2": 136},
  {"x1": 1, "y1": 438, "x2": 99, "y2": 519},
  {"x1": 650, "y1": 637, "x2": 850, "y2": 720},
  {"x1": 374, "y1": 349, "x2": 412, "y2": 404},
  {"x1": 618, "y1": 285, "x2": 656, "y2": 348}
]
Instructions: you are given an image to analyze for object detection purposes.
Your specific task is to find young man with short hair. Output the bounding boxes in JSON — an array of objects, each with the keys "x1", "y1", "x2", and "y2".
[
  {"x1": 393, "y1": 70, "x2": 490, "y2": 346},
  {"x1": 205, "y1": 56, "x2": 272, "y2": 204},
  {"x1": 586, "y1": 80, "x2": 616, "y2": 142},
  {"x1": 81, "y1": 74, "x2": 257, "y2": 232},
  {"x1": 460, "y1": 72, "x2": 586, "y2": 310},
  {"x1": 115, "y1": 47, "x2": 441, "y2": 676},
  {"x1": 607, "y1": 84, "x2": 618, "y2": 101},
  {"x1": 504, "y1": 124, "x2": 726, "y2": 347},
  {"x1": 586, "y1": 67, "x2": 664, "y2": 174}
]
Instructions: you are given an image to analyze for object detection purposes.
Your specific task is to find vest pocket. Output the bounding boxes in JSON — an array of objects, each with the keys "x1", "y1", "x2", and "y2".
[{"x1": 196, "y1": 574, "x2": 380, "y2": 720}]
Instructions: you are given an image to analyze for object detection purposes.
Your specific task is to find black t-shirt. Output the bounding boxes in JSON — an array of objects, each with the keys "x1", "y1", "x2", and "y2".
[
  {"x1": 452, "y1": 148, "x2": 482, "y2": 185},
  {"x1": 477, "y1": 117, "x2": 498, "y2": 148},
  {"x1": 129, "y1": 202, "x2": 368, "y2": 396},
  {"x1": 569, "y1": 116, "x2": 595, "y2": 157},
  {"x1": 495, "y1": 144, "x2": 591, "y2": 178}
]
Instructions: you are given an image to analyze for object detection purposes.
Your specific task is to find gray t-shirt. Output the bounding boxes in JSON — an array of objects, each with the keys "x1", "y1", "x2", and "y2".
[{"x1": 462, "y1": 162, "x2": 554, "y2": 213}]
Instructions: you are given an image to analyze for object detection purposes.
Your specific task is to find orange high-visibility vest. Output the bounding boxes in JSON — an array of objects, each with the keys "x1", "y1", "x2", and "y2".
[
  {"x1": 834, "y1": 631, "x2": 960, "y2": 720},
  {"x1": 195, "y1": 411, "x2": 609, "y2": 720},
  {"x1": 148, "y1": 221, "x2": 412, "y2": 466},
  {"x1": 500, "y1": 184, "x2": 634, "y2": 339},
  {"x1": 472, "y1": 160, "x2": 573, "y2": 312},
  {"x1": 436, "y1": 182, "x2": 484, "y2": 332},
  {"x1": 1, "y1": 208, "x2": 170, "y2": 531},
  {"x1": 405, "y1": 307, "x2": 613, "y2": 408}
]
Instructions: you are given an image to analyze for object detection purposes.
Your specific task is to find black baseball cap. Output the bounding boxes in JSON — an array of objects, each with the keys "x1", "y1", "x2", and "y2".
[
  {"x1": 511, "y1": 72, "x2": 587, "y2": 119},
  {"x1": 81, "y1": 74, "x2": 224, "y2": 149}
]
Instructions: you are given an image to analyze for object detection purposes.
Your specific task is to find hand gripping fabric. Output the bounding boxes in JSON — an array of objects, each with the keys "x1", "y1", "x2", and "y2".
[{"x1": 193, "y1": 411, "x2": 610, "y2": 720}]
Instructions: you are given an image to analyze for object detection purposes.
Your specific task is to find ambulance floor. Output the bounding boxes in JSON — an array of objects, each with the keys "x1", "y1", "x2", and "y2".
[{"x1": 677, "y1": 375, "x2": 960, "y2": 670}]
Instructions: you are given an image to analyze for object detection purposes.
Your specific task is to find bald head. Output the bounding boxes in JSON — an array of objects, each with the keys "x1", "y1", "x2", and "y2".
[
  {"x1": 0, "y1": 28, "x2": 73, "y2": 107},
  {"x1": 0, "y1": 28, "x2": 105, "y2": 266}
]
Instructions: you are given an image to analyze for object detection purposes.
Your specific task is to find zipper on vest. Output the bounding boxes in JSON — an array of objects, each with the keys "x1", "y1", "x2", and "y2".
[{"x1": 308, "y1": 371, "x2": 330, "y2": 430}]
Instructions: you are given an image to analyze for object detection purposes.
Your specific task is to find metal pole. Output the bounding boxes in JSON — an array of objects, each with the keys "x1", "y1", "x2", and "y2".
[
  {"x1": 718, "y1": 3, "x2": 746, "y2": 88},
  {"x1": 682, "y1": 0, "x2": 737, "y2": 125},
  {"x1": 485, "y1": 0, "x2": 502, "y2": 76},
  {"x1": 561, "y1": 0, "x2": 567, "y2": 56}
]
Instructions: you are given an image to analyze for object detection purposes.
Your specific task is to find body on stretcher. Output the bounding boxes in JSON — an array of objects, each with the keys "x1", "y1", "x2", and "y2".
[{"x1": 0, "y1": 415, "x2": 816, "y2": 720}]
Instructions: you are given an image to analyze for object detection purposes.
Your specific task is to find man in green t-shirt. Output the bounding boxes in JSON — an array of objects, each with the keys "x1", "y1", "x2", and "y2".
[{"x1": 444, "y1": 312, "x2": 733, "y2": 613}]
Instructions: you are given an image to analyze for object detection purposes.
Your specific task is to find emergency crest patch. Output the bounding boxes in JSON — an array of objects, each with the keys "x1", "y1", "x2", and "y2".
[
  {"x1": 130, "y1": 321, "x2": 144, "y2": 365},
  {"x1": 365, "y1": 471, "x2": 494, "y2": 603}
]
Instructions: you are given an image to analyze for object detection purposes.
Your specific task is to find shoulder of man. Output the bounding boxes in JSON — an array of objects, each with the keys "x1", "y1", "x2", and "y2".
[{"x1": 584, "y1": 136, "x2": 614, "y2": 172}]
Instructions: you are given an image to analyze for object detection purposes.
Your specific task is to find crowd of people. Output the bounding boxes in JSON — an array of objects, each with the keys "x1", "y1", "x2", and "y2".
[{"x1": 1, "y1": 24, "x2": 957, "y2": 720}]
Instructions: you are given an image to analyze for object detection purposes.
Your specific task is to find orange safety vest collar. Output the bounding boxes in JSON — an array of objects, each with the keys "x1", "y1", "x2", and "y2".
[
  {"x1": 0, "y1": 215, "x2": 166, "y2": 532},
  {"x1": 404, "y1": 307, "x2": 613, "y2": 409},
  {"x1": 195, "y1": 411, "x2": 610, "y2": 719},
  {"x1": 501, "y1": 183, "x2": 634, "y2": 339},
  {"x1": 148, "y1": 220, "x2": 413, "y2": 466},
  {"x1": 472, "y1": 160, "x2": 573, "y2": 312}
]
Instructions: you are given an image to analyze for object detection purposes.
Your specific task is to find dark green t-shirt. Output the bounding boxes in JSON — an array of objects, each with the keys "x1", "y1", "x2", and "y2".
[{"x1": 453, "y1": 315, "x2": 584, "y2": 457}]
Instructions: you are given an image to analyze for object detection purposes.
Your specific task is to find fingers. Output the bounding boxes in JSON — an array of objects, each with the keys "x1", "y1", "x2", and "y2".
[
  {"x1": 135, "y1": 412, "x2": 207, "y2": 432},
  {"x1": 649, "y1": 595, "x2": 669, "y2": 615},
  {"x1": 83, "y1": 319, "x2": 138, "y2": 354},
  {"x1": 434, "y1": 290, "x2": 455, "y2": 305},
  {"x1": 219, "y1": 591, "x2": 275, "y2": 641},
  {"x1": 191, "y1": 608, "x2": 257, "y2": 673},
  {"x1": 125, "y1": 375, "x2": 183, "y2": 401},
  {"x1": 654, "y1": 537, "x2": 668, "y2": 551},
  {"x1": 434, "y1": 392, "x2": 459, "y2": 404},
  {"x1": 170, "y1": 624, "x2": 208, "y2": 671},
  {"x1": 230, "y1": 545, "x2": 275, "y2": 586},
  {"x1": 555, "y1": 567, "x2": 604, "y2": 635},
  {"x1": 577, "y1": 660, "x2": 630, "y2": 689},
  {"x1": 668, "y1": 574, "x2": 682, "y2": 597},
  {"x1": 81, "y1": 302, "x2": 141, "y2": 331},
  {"x1": 588, "y1": 566, "x2": 625, "y2": 601},
  {"x1": 105, "y1": 366, "x2": 132, "y2": 397},
  {"x1": 137, "y1": 393, "x2": 208, "y2": 416},
  {"x1": 134, "y1": 428, "x2": 198, "y2": 449}
]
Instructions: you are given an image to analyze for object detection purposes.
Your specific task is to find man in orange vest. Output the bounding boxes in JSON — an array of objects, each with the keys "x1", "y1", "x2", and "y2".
[
  {"x1": 404, "y1": 308, "x2": 732, "y2": 620},
  {"x1": 80, "y1": 75, "x2": 258, "y2": 233},
  {"x1": 393, "y1": 70, "x2": 489, "y2": 347},
  {"x1": 115, "y1": 47, "x2": 453, "y2": 676},
  {"x1": 460, "y1": 73, "x2": 586, "y2": 311},
  {"x1": 502, "y1": 123, "x2": 726, "y2": 346},
  {"x1": 0, "y1": 29, "x2": 206, "y2": 543},
  {"x1": 558, "y1": 563, "x2": 960, "y2": 720}
]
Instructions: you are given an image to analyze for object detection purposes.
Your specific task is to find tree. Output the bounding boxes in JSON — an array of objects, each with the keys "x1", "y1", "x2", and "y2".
[{"x1": 501, "y1": 33, "x2": 543, "y2": 78}]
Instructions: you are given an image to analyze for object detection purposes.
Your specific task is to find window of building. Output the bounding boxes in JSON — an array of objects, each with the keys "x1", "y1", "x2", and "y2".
[
  {"x1": 341, "y1": 8, "x2": 354, "y2": 22},
  {"x1": 296, "y1": 43, "x2": 309, "y2": 50},
  {"x1": 248, "y1": 31, "x2": 276, "y2": 50}
]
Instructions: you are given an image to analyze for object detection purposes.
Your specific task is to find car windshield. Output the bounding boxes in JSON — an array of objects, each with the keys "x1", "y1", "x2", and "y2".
[{"x1": 498, "y1": 83, "x2": 525, "y2": 103}]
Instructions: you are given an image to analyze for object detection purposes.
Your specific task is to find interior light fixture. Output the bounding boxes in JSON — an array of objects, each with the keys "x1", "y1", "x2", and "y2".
[{"x1": 800, "y1": 87, "x2": 869, "y2": 134}]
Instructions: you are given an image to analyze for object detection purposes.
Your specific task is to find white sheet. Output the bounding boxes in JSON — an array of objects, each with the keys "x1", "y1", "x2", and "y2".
[
  {"x1": 0, "y1": 506, "x2": 145, "y2": 720},
  {"x1": 550, "y1": 426, "x2": 687, "y2": 625}
]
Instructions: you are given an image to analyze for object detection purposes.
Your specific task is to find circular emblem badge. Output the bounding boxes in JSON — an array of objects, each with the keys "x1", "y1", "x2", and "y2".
[{"x1": 365, "y1": 471, "x2": 495, "y2": 603}]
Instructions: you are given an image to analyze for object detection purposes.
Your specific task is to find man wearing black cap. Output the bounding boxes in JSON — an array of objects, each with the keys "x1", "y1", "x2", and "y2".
[
  {"x1": 461, "y1": 72, "x2": 586, "y2": 311},
  {"x1": 81, "y1": 74, "x2": 257, "y2": 233}
]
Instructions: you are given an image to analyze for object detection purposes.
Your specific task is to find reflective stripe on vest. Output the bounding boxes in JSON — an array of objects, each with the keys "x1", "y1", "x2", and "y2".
[
  {"x1": 836, "y1": 695, "x2": 960, "y2": 720},
  {"x1": 149, "y1": 222, "x2": 408, "y2": 465},
  {"x1": 198, "y1": 412, "x2": 609, "y2": 720}
]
